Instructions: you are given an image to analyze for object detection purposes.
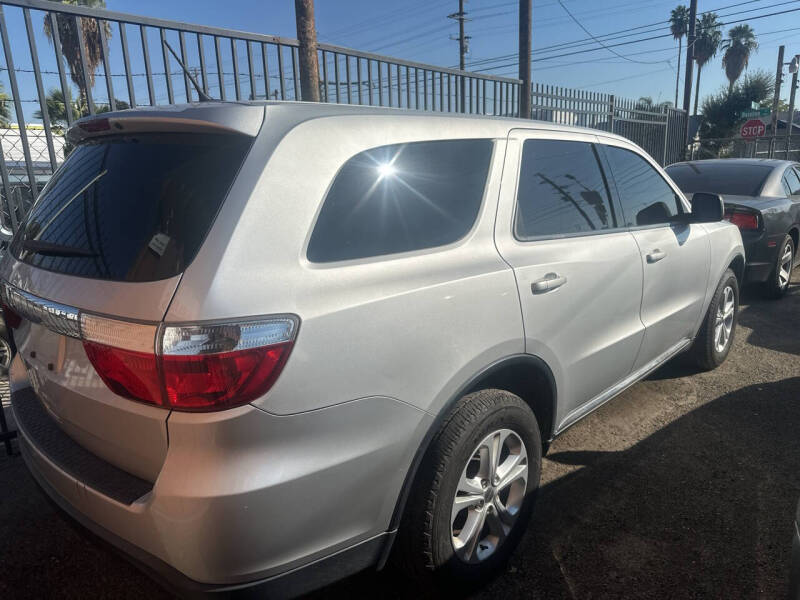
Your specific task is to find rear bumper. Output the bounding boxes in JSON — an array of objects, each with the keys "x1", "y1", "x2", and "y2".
[
  {"x1": 23, "y1": 452, "x2": 390, "y2": 599},
  {"x1": 10, "y1": 356, "x2": 429, "y2": 595}
]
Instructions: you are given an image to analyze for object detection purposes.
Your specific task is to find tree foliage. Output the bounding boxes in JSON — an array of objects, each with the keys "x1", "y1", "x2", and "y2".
[
  {"x1": 43, "y1": 0, "x2": 112, "y2": 103},
  {"x1": 721, "y1": 24, "x2": 758, "y2": 93},
  {"x1": 33, "y1": 87, "x2": 129, "y2": 129},
  {"x1": 669, "y1": 5, "x2": 689, "y2": 106},
  {"x1": 692, "y1": 13, "x2": 722, "y2": 115},
  {"x1": 699, "y1": 69, "x2": 773, "y2": 140}
]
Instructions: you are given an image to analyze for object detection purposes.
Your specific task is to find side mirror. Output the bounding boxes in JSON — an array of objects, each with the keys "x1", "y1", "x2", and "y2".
[{"x1": 690, "y1": 192, "x2": 724, "y2": 223}]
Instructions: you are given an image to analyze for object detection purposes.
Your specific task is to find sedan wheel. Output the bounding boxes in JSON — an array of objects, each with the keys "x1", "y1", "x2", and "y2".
[
  {"x1": 778, "y1": 241, "x2": 794, "y2": 290},
  {"x1": 765, "y1": 235, "x2": 795, "y2": 299}
]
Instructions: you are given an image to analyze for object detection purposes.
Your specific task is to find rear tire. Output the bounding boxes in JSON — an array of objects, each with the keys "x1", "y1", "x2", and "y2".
[
  {"x1": 688, "y1": 268, "x2": 738, "y2": 371},
  {"x1": 394, "y1": 389, "x2": 541, "y2": 590},
  {"x1": 764, "y1": 234, "x2": 794, "y2": 299}
]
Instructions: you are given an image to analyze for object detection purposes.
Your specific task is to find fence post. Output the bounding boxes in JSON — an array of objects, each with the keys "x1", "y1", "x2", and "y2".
[
  {"x1": 662, "y1": 109, "x2": 669, "y2": 166},
  {"x1": 608, "y1": 94, "x2": 615, "y2": 132}
]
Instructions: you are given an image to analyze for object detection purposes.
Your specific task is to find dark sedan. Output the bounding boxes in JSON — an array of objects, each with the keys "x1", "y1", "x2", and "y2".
[{"x1": 666, "y1": 159, "x2": 800, "y2": 298}]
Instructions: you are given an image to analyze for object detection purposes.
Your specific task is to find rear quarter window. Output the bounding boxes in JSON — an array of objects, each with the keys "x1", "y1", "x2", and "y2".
[{"x1": 307, "y1": 139, "x2": 494, "y2": 263}]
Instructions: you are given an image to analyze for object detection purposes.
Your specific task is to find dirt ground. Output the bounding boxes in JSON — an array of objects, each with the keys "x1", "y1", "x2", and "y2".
[{"x1": 1, "y1": 273, "x2": 799, "y2": 600}]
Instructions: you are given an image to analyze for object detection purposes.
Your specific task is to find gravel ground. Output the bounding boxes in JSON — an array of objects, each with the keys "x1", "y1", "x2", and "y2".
[{"x1": 1, "y1": 272, "x2": 798, "y2": 600}]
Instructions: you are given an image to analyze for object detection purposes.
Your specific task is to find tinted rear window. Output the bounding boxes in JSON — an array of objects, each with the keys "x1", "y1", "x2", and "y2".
[
  {"x1": 11, "y1": 133, "x2": 251, "y2": 282},
  {"x1": 307, "y1": 139, "x2": 493, "y2": 263},
  {"x1": 665, "y1": 162, "x2": 773, "y2": 196}
]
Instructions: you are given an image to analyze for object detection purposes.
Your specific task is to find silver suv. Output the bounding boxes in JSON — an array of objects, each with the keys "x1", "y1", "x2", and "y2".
[{"x1": 3, "y1": 102, "x2": 744, "y2": 596}]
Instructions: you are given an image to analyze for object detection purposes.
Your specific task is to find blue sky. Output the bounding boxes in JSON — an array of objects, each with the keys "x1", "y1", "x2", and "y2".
[{"x1": 3, "y1": 0, "x2": 800, "y2": 123}]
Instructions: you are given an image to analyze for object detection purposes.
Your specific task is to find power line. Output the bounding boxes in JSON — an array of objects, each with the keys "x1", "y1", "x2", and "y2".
[
  {"x1": 470, "y1": 4, "x2": 800, "y2": 73},
  {"x1": 464, "y1": 0, "x2": 793, "y2": 70},
  {"x1": 555, "y1": 0, "x2": 670, "y2": 64}
]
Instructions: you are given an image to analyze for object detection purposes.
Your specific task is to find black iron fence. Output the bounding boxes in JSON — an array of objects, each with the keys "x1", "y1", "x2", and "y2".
[{"x1": 0, "y1": 0, "x2": 688, "y2": 235}]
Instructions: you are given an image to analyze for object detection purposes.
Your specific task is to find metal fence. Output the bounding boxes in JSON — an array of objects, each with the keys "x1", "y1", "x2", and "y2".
[
  {"x1": 531, "y1": 84, "x2": 687, "y2": 167},
  {"x1": 0, "y1": 0, "x2": 688, "y2": 235},
  {"x1": 690, "y1": 135, "x2": 800, "y2": 161}
]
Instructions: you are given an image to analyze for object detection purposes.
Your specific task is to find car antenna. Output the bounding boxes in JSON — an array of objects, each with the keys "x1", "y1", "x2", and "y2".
[{"x1": 162, "y1": 39, "x2": 214, "y2": 102}]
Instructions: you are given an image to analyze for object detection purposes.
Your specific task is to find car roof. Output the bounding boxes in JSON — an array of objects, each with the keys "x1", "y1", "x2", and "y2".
[
  {"x1": 68, "y1": 99, "x2": 635, "y2": 146},
  {"x1": 667, "y1": 158, "x2": 795, "y2": 169}
]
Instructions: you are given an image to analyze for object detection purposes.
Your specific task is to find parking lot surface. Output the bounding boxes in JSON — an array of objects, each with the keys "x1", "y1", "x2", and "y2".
[{"x1": 1, "y1": 274, "x2": 798, "y2": 599}]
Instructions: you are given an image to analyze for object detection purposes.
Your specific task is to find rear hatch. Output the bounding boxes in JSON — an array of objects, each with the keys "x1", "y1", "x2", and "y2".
[{"x1": 2, "y1": 104, "x2": 262, "y2": 482}]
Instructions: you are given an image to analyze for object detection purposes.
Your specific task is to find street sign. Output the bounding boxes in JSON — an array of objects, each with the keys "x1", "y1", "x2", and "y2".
[
  {"x1": 741, "y1": 119, "x2": 766, "y2": 139},
  {"x1": 738, "y1": 108, "x2": 771, "y2": 118}
]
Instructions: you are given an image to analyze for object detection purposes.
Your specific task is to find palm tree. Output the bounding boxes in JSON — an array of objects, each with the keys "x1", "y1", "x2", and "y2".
[
  {"x1": 43, "y1": 0, "x2": 112, "y2": 106},
  {"x1": 635, "y1": 97, "x2": 673, "y2": 111},
  {"x1": 692, "y1": 12, "x2": 722, "y2": 115},
  {"x1": 670, "y1": 5, "x2": 690, "y2": 108},
  {"x1": 721, "y1": 24, "x2": 758, "y2": 94},
  {"x1": 33, "y1": 88, "x2": 130, "y2": 129}
]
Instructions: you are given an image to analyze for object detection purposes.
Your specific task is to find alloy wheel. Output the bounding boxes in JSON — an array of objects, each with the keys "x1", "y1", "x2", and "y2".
[
  {"x1": 0, "y1": 337, "x2": 10, "y2": 371},
  {"x1": 451, "y1": 428, "x2": 528, "y2": 564},
  {"x1": 714, "y1": 285, "x2": 735, "y2": 354},
  {"x1": 778, "y1": 242, "x2": 794, "y2": 290}
]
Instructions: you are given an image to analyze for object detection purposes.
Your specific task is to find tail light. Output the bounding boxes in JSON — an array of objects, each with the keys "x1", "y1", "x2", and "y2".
[
  {"x1": 79, "y1": 313, "x2": 298, "y2": 412},
  {"x1": 724, "y1": 208, "x2": 760, "y2": 230}
]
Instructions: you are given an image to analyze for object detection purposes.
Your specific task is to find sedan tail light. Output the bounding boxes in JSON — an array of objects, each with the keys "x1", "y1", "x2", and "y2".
[
  {"x1": 79, "y1": 313, "x2": 298, "y2": 412},
  {"x1": 724, "y1": 208, "x2": 760, "y2": 230}
]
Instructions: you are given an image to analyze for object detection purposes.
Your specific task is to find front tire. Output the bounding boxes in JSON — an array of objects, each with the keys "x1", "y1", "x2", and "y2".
[
  {"x1": 764, "y1": 234, "x2": 795, "y2": 299},
  {"x1": 688, "y1": 268, "x2": 738, "y2": 370},
  {"x1": 394, "y1": 389, "x2": 541, "y2": 589}
]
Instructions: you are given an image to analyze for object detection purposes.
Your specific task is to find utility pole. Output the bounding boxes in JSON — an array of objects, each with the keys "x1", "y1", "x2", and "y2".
[
  {"x1": 786, "y1": 55, "x2": 799, "y2": 159},
  {"x1": 682, "y1": 0, "x2": 697, "y2": 153},
  {"x1": 295, "y1": 0, "x2": 320, "y2": 102},
  {"x1": 449, "y1": 1, "x2": 470, "y2": 112},
  {"x1": 770, "y1": 45, "x2": 785, "y2": 157},
  {"x1": 519, "y1": 0, "x2": 532, "y2": 119}
]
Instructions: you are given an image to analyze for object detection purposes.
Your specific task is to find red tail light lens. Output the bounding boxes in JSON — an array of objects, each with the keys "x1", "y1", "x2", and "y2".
[
  {"x1": 82, "y1": 342, "x2": 164, "y2": 406},
  {"x1": 725, "y1": 211, "x2": 759, "y2": 230},
  {"x1": 162, "y1": 343, "x2": 292, "y2": 410},
  {"x1": 80, "y1": 313, "x2": 298, "y2": 412}
]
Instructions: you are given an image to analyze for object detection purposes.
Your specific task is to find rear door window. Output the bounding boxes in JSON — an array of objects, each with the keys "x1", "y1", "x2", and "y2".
[
  {"x1": 307, "y1": 139, "x2": 493, "y2": 263},
  {"x1": 604, "y1": 145, "x2": 683, "y2": 227},
  {"x1": 11, "y1": 133, "x2": 252, "y2": 282},
  {"x1": 514, "y1": 139, "x2": 616, "y2": 239}
]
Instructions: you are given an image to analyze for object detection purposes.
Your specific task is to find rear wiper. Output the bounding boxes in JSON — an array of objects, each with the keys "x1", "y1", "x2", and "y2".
[{"x1": 21, "y1": 239, "x2": 97, "y2": 257}]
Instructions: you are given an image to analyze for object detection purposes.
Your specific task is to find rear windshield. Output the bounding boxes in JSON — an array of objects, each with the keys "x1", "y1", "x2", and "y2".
[
  {"x1": 665, "y1": 162, "x2": 773, "y2": 197},
  {"x1": 10, "y1": 132, "x2": 251, "y2": 282}
]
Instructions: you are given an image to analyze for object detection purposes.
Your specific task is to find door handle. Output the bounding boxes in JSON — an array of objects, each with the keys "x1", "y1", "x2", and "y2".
[
  {"x1": 646, "y1": 249, "x2": 667, "y2": 263},
  {"x1": 531, "y1": 272, "x2": 567, "y2": 294}
]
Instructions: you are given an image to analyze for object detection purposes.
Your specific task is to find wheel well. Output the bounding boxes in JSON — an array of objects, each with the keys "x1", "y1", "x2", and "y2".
[
  {"x1": 729, "y1": 254, "x2": 745, "y2": 286},
  {"x1": 463, "y1": 358, "x2": 556, "y2": 443},
  {"x1": 789, "y1": 227, "x2": 799, "y2": 253}
]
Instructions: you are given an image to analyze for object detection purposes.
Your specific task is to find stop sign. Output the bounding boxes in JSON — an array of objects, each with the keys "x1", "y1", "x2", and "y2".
[{"x1": 741, "y1": 119, "x2": 766, "y2": 139}]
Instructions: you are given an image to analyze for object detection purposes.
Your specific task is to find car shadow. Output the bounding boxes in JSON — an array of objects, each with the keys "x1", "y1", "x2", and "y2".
[
  {"x1": 314, "y1": 377, "x2": 800, "y2": 599},
  {"x1": 737, "y1": 280, "x2": 800, "y2": 356}
]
